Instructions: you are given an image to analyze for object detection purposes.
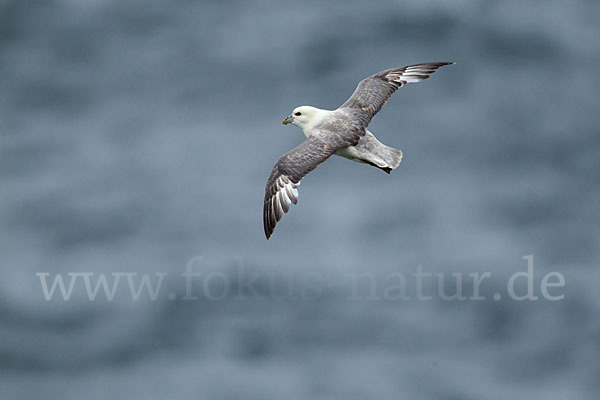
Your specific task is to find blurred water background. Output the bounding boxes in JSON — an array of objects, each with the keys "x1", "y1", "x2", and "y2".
[{"x1": 1, "y1": 0, "x2": 599, "y2": 399}]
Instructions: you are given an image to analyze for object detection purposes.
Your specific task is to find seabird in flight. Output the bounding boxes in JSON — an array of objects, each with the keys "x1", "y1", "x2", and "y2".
[{"x1": 263, "y1": 62, "x2": 454, "y2": 239}]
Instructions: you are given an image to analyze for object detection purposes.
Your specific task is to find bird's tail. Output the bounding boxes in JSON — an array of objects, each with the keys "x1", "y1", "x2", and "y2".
[
  {"x1": 364, "y1": 145, "x2": 402, "y2": 174},
  {"x1": 356, "y1": 130, "x2": 403, "y2": 174},
  {"x1": 381, "y1": 146, "x2": 403, "y2": 173}
]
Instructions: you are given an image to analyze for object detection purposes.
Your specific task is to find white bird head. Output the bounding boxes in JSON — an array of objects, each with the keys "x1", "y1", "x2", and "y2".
[{"x1": 282, "y1": 106, "x2": 322, "y2": 130}]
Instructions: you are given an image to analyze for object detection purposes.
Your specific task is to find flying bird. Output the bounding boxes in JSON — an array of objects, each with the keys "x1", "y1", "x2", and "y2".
[{"x1": 263, "y1": 62, "x2": 454, "y2": 239}]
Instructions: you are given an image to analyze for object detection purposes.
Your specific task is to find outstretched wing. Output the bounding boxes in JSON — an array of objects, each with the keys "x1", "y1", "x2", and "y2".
[
  {"x1": 339, "y1": 62, "x2": 454, "y2": 122},
  {"x1": 263, "y1": 132, "x2": 350, "y2": 239}
]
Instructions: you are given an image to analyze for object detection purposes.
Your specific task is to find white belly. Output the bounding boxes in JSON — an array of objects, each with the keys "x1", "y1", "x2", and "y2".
[{"x1": 334, "y1": 146, "x2": 368, "y2": 163}]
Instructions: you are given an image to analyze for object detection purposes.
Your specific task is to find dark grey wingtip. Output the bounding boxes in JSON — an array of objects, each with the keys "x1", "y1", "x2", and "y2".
[
  {"x1": 422, "y1": 61, "x2": 455, "y2": 68},
  {"x1": 264, "y1": 226, "x2": 273, "y2": 240},
  {"x1": 263, "y1": 202, "x2": 273, "y2": 240}
]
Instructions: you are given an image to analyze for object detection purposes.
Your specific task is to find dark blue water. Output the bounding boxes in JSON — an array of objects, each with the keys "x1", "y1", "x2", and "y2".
[{"x1": 1, "y1": 1, "x2": 599, "y2": 398}]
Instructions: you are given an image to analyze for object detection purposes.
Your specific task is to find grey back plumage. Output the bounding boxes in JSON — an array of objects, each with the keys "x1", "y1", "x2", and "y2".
[{"x1": 263, "y1": 62, "x2": 454, "y2": 239}]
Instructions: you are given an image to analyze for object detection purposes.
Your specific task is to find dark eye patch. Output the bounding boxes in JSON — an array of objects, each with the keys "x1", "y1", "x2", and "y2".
[{"x1": 294, "y1": 112, "x2": 301, "y2": 116}]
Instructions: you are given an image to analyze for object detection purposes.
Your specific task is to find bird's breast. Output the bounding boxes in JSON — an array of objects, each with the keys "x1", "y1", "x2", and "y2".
[{"x1": 334, "y1": 146, "x2": 365, "y2": 163}]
